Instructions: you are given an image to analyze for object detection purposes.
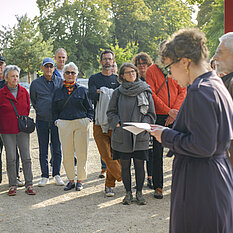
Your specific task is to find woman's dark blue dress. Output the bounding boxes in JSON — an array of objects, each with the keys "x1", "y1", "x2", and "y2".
[{"x1": 161, "y1": 71, "x2": 233, "y2": 233}]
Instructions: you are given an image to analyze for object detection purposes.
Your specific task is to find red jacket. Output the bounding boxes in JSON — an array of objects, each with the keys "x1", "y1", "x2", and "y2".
[
  {"x1": 146, "y1": 64, "x2": 187, "y2": 115},
  {"x1": 0, "y1": 84, "x2": 30, "y2": 134}
]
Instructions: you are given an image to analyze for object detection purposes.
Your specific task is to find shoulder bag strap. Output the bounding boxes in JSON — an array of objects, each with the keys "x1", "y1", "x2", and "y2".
[
  {"x1": 156, "y1": 76, "x2": 167, "y2": 95},
  {"x1": 60, "y1": 86, "x2": 79, "y2": 112},
  {"x1": 9, "y1": 99, "x2": 19, "y2": 118}
]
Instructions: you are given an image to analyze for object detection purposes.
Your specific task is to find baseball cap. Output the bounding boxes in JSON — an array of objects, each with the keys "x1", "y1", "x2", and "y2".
[
  {"x1": 42, "y1": 57, "x2": 55, "y2": 66},
  {"x1": 0, "y1": 56, "x2": 5, "y2": 63}
]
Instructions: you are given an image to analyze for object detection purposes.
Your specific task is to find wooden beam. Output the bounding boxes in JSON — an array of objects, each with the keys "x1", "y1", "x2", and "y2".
[{"x1": 225, "y1": 0, "x2": 233, "y2": 33}]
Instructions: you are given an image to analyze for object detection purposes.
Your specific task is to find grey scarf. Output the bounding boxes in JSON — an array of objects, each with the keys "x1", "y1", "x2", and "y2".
[{"x1": 119, "y1": 79, "x2": 152, "y2": 115}]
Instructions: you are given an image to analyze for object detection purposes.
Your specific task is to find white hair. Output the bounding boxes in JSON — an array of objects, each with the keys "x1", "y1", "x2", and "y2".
[
  {"x1": 63, "y1": 62, "x2": 79, "y2": 75},
  {"x1": 219, "y1": 32, "x2": 233, "y2": 53},
  {"x1": 4, "y1": 65, "x2": 20, "y2": 78}
]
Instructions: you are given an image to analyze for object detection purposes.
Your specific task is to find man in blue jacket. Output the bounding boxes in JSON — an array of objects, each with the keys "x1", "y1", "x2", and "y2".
[{"x1": 30, "y1": 58, "x2": 64, "y2": 187}]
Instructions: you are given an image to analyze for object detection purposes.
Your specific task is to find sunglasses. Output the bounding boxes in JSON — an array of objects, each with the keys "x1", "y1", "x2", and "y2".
[
  {"x1": 65, "y1": 71, "x2": 76, "y2": 76},
  {"x1": 44, "y1": 64, "x2": 54, "y2": 68}
]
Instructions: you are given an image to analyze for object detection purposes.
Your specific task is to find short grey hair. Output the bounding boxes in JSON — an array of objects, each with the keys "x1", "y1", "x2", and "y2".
[
  {"x1": 63, "y1": 62, "x2": 79, "y2": 75},
  {"x1": 4, "y1": 65, "x2": 20, "y2": 78},
  {"x1": 219, "y1": 32, "x2": 233, "y2": 53},
  {"x1": 55, "y1": 48, "x2": 67, "y2": 55}
]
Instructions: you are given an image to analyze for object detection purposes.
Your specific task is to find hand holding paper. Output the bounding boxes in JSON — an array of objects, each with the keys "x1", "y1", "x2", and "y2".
[
  {"x1": 149, "y1": 124, "x2": 167, "y2": 143},
  {"x1": 122, "y1": 122, "x2": 167, "y2": 143}
]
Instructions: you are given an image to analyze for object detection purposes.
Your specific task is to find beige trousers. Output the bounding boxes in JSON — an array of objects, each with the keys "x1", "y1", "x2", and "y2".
[{"x1": 57, "y1": 118, "x2": 90, "y2": 180}]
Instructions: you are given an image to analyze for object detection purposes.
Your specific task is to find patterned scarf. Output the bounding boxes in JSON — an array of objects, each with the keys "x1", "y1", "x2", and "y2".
[{"x1": 63, "y1": 81, "x2": 77, "y2": 95}]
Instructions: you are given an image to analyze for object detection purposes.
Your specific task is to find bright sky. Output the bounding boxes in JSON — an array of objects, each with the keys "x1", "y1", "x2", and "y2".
[
  {"x1": 0, "y1": 0, "x2": 198, "y2": 29},
  {"x1": 0, "y1": 0, "x2": 39, "y2": 29}
]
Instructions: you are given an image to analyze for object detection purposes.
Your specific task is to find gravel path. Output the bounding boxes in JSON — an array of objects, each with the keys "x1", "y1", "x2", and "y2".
[{"x1": 0, "y1": 120, "x2": 172, "y2": 233}]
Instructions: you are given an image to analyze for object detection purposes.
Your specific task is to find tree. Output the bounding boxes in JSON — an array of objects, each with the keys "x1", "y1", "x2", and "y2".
[
  {"x1": 34, "y1": 0, "x2": 197, "y2": 75},
  {"x1": 0, "y1": 15, "x2": 53, "y2": 83},
  {"x1": 109, "y1": 40, "x2": 139, "y2": 68},
  {"x1": 196, "y1": 0, "x2": 224, "y2": 57},
  {"x1": 144, "y1": 0, "x2": 195, "y2": 59},
  {"x1": 110, "y1": 0, "x2": 151, "y2": 48},
  {"x1": 37, "y1": 0, "x2": 112, "y2": 75}
]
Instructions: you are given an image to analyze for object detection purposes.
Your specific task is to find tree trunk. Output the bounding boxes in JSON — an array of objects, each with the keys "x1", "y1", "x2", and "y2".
[{"x1": 28, "y1": 72, "x2": 31, "y2": 84}]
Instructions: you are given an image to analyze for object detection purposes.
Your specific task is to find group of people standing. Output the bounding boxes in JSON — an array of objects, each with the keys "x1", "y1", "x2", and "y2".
[{"x1": 0, "y1": 28, "x2": 233, "y2": 232}]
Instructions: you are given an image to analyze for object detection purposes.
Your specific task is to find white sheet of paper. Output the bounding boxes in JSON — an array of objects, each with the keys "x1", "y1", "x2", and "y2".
[
  {"x1": 124, "y1": 122, "x2": 151, "y2": 130},
  {"x1": 123, "y1": 122, "x2": 152, "y2": 135},
  {"x1": 122, "y1": 126, "x2": 145, "y2": 135}
]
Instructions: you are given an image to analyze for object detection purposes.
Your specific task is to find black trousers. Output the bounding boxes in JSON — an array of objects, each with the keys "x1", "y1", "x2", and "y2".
[{"x1": 152, "y1": 115, "x2": 172, "y2": 190}]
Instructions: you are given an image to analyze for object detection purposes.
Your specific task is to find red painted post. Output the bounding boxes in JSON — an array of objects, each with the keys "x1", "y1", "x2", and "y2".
[{"x1": 225, "y1": 0, "x2": 233, "y2": 33}]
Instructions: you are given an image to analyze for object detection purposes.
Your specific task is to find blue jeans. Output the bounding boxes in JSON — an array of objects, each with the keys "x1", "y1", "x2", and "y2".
[
  {"x1": 36, "y1": 120, "x2": 62, "y2": 178},
  {"x1": 101, "y1": 157, "x2": 107, "y2": 170}
]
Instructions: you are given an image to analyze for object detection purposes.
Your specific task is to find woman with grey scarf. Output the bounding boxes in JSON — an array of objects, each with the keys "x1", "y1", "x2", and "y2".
[{"x1": 107, "y1": 63, "x2": 156, "y2": 205}]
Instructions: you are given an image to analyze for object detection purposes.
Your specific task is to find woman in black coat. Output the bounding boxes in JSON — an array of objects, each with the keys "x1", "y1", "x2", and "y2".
[{"x1": 150, "y1": 28, "x2": 233, "y2": 233}]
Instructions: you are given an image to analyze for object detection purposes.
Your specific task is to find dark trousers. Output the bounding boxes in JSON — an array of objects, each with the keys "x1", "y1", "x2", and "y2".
[
  {"x1": 146, "y1": 149, "x2": 153, "y2": 177},
  {"x1": 36, "y1": 120, "x2": 62, "y2": 178},
  {"x1": 101, "y1": 158, "x2": 107, "y2": 170},
  {"x1": 152, "y1": 115, "x2": 169, "y2": 190}
]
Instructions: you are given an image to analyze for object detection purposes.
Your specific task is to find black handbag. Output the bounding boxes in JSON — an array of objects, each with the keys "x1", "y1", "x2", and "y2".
[{"x1": 9, "y1": 99, "x2": 35, "y2": 134}]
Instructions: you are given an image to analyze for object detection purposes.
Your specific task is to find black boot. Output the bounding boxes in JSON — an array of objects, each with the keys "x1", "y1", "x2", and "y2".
[
  {"x1": 136, "y1": 191, "x2": 146, "y2": 205},
  {"x1": 122, "y1": 191, "x2": 133, "y2": 205}
]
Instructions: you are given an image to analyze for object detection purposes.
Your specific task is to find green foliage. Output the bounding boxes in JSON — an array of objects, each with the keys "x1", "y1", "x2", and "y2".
[
  {"x1": 1, "y1": 0, "x2": 222, "y2": 77},
  {"x1": 37, "y1": 0, "x2": 112, "y2": 74},
  {"x1": 101, "y1": 40, "x2": 139, "y2": 69},
  {"x1": 110, "y1": 0, "x2": 151, "y2": 48},
  {"x1": 144, "y1": 0, "x2": 195, "y2": 59},
  {"x1": 0, "y1": 15, "x2": 53, "y2": 82},
  {"x1": 196, "y1": 0, "x2": 224, "y2": 57}
]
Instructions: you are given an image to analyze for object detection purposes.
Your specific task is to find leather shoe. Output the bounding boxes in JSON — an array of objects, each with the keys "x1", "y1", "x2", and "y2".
[
  {"x1": 8, "y1": 186, "x2": 17, "y2": 196},
  {"x1": 154, "y1": 188, "x2": 163, "y2": 199},
  {"x1": 64, "y1": 182, "x2": 75, "y2": 191},
  {"x1": 25, "y1": 185, "x2": 36, "y2": 195}
]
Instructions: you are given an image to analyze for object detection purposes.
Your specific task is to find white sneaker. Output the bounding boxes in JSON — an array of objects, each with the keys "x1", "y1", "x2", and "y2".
[
  {"x1": 49, "y1": 166, "x2": 53, "y2": 176},
  {"x1": 17, "y1": 178, "x2": 24, "y2": 187},
  {"x1": 38, "y1": 177, "x2": 49, "y2": 187},
  {"x1": 54, "y1": 175, "x2": 65, "y2": 186},
  {"x1": 105, "y1": 186, "x2": 114, "y2": 197}
]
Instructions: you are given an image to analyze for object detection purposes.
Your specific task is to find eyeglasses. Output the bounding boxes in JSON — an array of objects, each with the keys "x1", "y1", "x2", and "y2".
[
  {"x1": 163, "y1": 61, "x2": 176, "y2": 75},
  {"x1": 65, "y1": 71, "x2": 76, "y2": 76},
  {"x1": 44, "y1": 64, "x2": 54, "y2": 68},
  {"x1": 163, "y1": 58, "x2": 181, "y2": 75},
  {"x1": 137, "y1": 62, "x2": 147, "y2": 66},
  {"x1": 124, "y1": 70, "x2": 136, "y2": 76}
]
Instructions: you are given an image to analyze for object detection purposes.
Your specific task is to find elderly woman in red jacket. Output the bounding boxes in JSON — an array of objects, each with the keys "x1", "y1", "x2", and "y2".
[{"x1": 0, "y1": 65, "x2": 36, "y2": 196}]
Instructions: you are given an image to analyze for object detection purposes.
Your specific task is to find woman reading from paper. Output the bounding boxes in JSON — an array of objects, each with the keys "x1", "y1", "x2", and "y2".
[
  {"x1": 149, "y1": 28, "x2": 233, "y2": 232},
  {"x1": 107, "y1": 63, "x2": 156, "y2": 205}
]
